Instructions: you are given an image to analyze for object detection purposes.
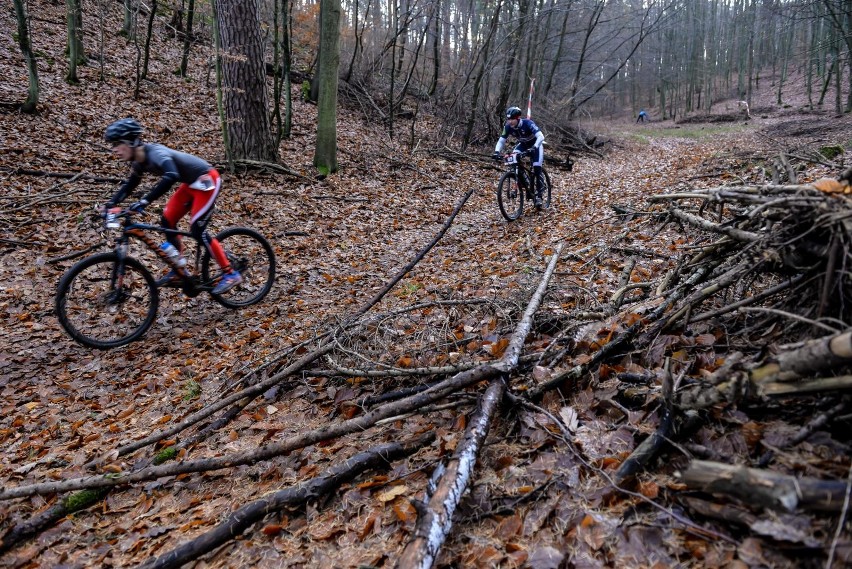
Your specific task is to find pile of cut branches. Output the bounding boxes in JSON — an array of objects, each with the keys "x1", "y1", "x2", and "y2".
[
  {"x1": 581, "y1": 177, "x2": 852, "y2": 560},
  {"x1": 644, "y1": 179, "x2": 852, "y2": 353}
]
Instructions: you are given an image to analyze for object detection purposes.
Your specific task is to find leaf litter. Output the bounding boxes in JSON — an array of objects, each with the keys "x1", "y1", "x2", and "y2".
[{"x1": 2, "y1": 3, "x2": 852, "y2": 568}]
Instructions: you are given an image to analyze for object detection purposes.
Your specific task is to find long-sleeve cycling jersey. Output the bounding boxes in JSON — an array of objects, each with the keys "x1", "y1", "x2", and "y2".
[
  {"x1": 494, "y1": 118, "x2": 545, "y2": 153},
  {"x1": 108, "y1": 143, "x2": 213, "y2": 207}
]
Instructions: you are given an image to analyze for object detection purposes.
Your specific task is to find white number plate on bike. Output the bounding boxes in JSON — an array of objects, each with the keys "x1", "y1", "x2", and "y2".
[{"x1": 504, "y1": 154, "x2": 517, "y2": 164}]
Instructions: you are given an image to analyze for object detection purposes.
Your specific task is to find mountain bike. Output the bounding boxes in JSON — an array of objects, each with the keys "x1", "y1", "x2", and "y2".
[
  {"x1": 496, "y1": 150, "x2": 552, "y2": 222},
  {"x1": 55, "y1": 209, "x2": 276, "y2": 349}
]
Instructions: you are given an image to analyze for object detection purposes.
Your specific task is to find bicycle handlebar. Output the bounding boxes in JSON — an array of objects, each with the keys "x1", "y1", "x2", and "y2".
[{"x1": 102, "y1": 207, "x2": 139, "y2": 229}]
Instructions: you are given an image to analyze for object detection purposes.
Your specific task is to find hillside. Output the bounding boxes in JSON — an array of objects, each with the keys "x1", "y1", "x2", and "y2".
[{"x1": 3, "y1": 2, "x2": 852, "y2": 568}]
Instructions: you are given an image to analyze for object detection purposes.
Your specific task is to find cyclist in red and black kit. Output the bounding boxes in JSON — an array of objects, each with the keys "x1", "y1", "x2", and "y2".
[{"x1": 103, "y1": 118, "x2": 242, "y2": 295}]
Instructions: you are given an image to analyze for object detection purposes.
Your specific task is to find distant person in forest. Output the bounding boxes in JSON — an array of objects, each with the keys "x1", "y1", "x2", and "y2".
[
  {"x1": 636, "y1": 109, "x2": 648, "y2": 123},
  {"x1": 492, "y1": 106, "x2": 546, "y2": 207},
  {"x1": 102, "y1": 118, "x2": 242, "y2": 294}
]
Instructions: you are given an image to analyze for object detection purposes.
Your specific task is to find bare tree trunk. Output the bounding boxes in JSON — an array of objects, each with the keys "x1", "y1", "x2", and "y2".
[
  {"x1": 314, "y1": 0, "x2": 341, "y2": 175},
  {"x1": 745, "y1": 0, "x2": 756, "y2": 107},
  {"x1": 388, "y1": 0, "x2": 399, "y2": 137},
  {"x1": 428, "y1": 0, "x2": 440, "y2": 96},
  {"x1": 544, "y1": 2, "x2": 571, "y2": 97},
  {"x1": 461, "y1": 0, "x2": 502, "y2": 150},
  {"x1": 271, "y1": 0, "x2": 293, "y2": 141},
  {"x1": 141, "y1": 0, "x2": 157, "y2": 80},
  {"x1": 179, "y1": 0, "x2": 196, "y2": 76},
  {"x1": 344, "y1": 0, "x2": 364, "y2": 83},
  {"x1": 122, "y1": 0, "x2": 134, "y2": 37},
  {"x1": 65, "y1": 0, "x2": 81, "y2": 84},
  {"x1": 215, "y1": 0, "x2": 277, "y2": 163},
  {"x1": 13, "y1": 0, "x2": 40, "y2": 113},
  {"x1": 568, "y1": 1, "x2": 604, "y2": 118}
]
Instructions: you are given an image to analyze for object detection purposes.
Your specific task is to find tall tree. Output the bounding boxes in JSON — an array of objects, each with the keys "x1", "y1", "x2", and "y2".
[
  {"x1": 314, "y1": 0, "x2": 342, "y2": 175},
  {"x1": 568, "y1": 0, "x2": 605, "y2": 118},
  {"x1": 13, "y1": 0, "x2": 40, "y2": 113},
  {"x1": 65, "y1": 0, "x2": 84, "y2": 83},
  {"x1": 214, "y1": 0, "x2": 277, "y2": 163},
  {"x1": 271, "y1": 0, "x2": 293, "y2": 141},
  {"x1": 427, "y1": 0, "x2": 441, "y2": 96},
  {"x1": 122, "y1": 0, "x2": 134, "y2": 37},
  {"x1": 179, "y1": 0, "x2": 196, "y2": 77},
  {"x1": 141, "y1": 0, "x2": 157, "y2": 80}
]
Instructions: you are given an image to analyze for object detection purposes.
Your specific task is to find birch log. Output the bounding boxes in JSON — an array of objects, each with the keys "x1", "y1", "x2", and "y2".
[{"x1": 394, "y1": 245, "x2": 563, "y2": 569}]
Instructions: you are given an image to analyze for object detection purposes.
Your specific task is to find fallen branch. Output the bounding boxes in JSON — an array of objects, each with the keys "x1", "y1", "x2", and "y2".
[
  {"x1": 0, "y1": 166, "x2": 121, "y2": 183},
  {"x1": 395, "y1": 379, "x2": 506, "y2": 569},
  {"x1": 612, "y1": 408, "x2": 674, "y2": 485},
  {"x1": 670, "y1": 207, "x2": 760, "y2": 242},
  {"x1": 141, "y1": 437, "x2": 431, "y2": 569},
  {"x1": 679, "y1": 460, "x2": 851, "y2": 512},
  {"x1": 0, "y1": 488, "x2": 109, "y2": 554},
  {"x1": 0, "y1": 362, "x2": 503, "y2": 500}
]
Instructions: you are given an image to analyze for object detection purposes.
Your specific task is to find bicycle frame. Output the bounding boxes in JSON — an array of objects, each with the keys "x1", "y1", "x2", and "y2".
[
  {"x1": 110, "y1": 214, "x2": 224, "y2": 297},
  {"x1": 503, "y1": 152, "x2": 534, "y2": 198}
]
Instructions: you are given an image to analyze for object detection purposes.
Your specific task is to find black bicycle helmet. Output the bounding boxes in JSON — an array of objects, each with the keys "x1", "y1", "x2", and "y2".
[
  {"x1": 104, "y1": 118, "x2": 143, "y2": 145},
  {"x1": 506, "y1": 106, "x2": 523, "y2": 119}
]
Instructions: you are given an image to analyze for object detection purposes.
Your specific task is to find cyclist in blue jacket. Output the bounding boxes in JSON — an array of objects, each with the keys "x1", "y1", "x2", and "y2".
[{"x1": 493, "y1": 107, "x2": 546, "y2": 207}]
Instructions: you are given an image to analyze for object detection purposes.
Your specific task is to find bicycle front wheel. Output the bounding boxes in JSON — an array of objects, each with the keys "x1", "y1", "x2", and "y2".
[
  {"x1": 55, "y1": 252, "x2": 159, "y2": 349},
  {"x1": 202, "y1": 227, "x2": 276, "y2": 309},
  {"x1": 497, "y1": 172, "x2": 524, "y2": 221}
]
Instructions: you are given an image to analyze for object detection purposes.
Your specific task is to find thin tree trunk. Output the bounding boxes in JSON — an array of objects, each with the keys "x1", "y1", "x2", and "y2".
[
  {"x1": 568, "y1": 1, "x2": 604, "y2": 118},
  {"x1": 314, "y1": 0, "x2": 341, "y2": 174},
  {"x1": 344, "y1": 0, "x2": 361, "y2": 83},
  {"x1": 65, "y1": 0, "x2": 80, "y2": 84},
  {"x1": 428, "y1": 0, "x2": 440, "y2": 96},
  {"x1": 179, "y1": 0, "x2": 196, "y2": 76},
  {"x1": 544, "y1": 3, "x2": 571, "y2": 97},
  {"x1": 388, "y1": 0, "x2": 398, "y2": 137},
  {"x1": 122, "y1": 0, "x2": 134, "y2": 37},
  {"x1": 13, "y1": 0, "x2": 40, "y2": 113},
  {"x1": 141, "y1": 0, "x2": 157, "y2": 80},
  {"x1": 461, "y1": 0, "x2": 503, "y2": 150},
  {"x1": 282, "y1": 0, "x2": 292, "y2": 138}
]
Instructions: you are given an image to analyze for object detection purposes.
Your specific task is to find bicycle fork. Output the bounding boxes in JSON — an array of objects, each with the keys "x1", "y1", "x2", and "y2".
[{"x1": 107, "y1": 241, "x2": 130, "y2": 305}]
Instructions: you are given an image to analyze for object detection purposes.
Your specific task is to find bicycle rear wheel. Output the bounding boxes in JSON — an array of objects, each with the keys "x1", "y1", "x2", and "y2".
[
  {"x1": 202, "y1": 227, "x2": 276, "y2": 309},
  {"x1": 55, "y1": 252, "x2": 159, "y2": 349},
  {"x1": 497, "y1": 172, "x2": 524, "y2": 221}
]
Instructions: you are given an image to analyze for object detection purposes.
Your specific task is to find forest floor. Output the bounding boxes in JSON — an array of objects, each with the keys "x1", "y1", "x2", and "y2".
[{"x1": 3, "y1": 3, "x2": 852, "y2": 569}]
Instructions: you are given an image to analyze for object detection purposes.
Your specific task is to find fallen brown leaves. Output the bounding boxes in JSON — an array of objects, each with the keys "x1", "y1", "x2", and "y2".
[{"x1": 4, "y1": 2, "x2": 852, "y2": 568}]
